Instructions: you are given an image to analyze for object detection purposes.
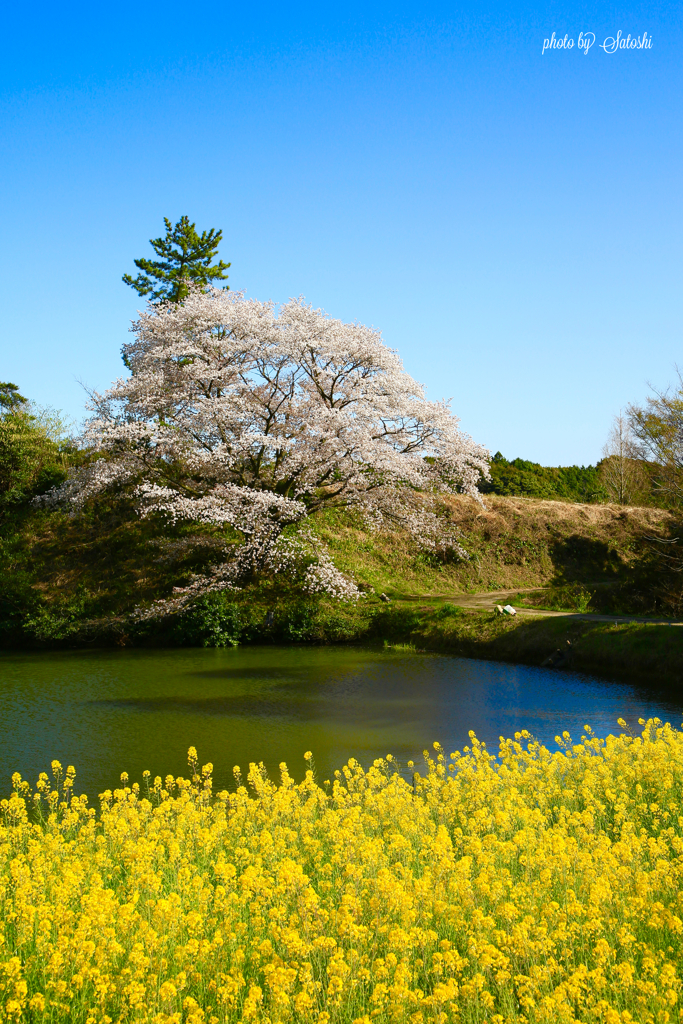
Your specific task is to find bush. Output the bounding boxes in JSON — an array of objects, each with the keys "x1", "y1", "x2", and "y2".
[
  {"x1": 173, "y1": 594, "x2": 243, "y2": 647},
  {"x1": 515, "y1": 583, "x2": 595, "y2": 613},
  {"x1": 22, "y1": 590, "x2": 91, "y2": 643},
  {"x1": 0, "y1": 567, "x2": 43, "y2": 643},
  {"x1": 276, "y1": 603, "x2": 318, "y2": 642},
  {"x1": 0, "y1": 412, "x2": 66, "y2": 513}
]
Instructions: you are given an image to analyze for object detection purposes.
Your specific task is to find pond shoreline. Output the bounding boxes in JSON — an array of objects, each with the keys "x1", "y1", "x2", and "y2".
[
  {"x1": 391, "y1": 611, "x2": 683, "y2": 685},
  {"x1": 2, "y1": 640, "x2": 682, "y2": 803},
  {"x1": 334, "y1": 604, "x2": 680, "y2": 686},
  {"x1": 4, "y1": 604, "x2": 680, "y2": 685}
]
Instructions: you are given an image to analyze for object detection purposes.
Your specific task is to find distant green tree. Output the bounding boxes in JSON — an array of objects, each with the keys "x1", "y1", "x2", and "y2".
[
  {"x1": 123, "y1": 216, "x2": 230, "y2": 303},
  {"x1": 628, "y1": 374, "x2": 683, "y2": 509},
  {"x1": 0, "y1": 383, "x2": 67, "y2": 510},
  {"x1": 0, "y1": 382, "x2": 27, "y2": 413},
  {"x1": 480, "y1": 452, "x2": 607, "y2": 503}
]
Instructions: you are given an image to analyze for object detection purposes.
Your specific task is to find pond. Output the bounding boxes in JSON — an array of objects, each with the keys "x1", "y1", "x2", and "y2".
[{"x1": 0, "y1": 645, "x2": 681, "y2": 798}]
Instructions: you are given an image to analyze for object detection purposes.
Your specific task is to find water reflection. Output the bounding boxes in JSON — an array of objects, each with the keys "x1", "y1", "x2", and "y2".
[{"x1": 0, "y1": 645, "x2": 680, "y2": 798}]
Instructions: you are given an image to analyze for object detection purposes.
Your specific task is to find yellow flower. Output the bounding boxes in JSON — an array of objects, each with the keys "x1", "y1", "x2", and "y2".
[{"x1": 1, "y1": 722, "x2": 682, "y2": 1022}]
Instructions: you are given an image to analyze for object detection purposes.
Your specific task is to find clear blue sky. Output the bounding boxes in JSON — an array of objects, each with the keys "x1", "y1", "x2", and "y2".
[{"x1": 1, "y1": 0, "x2": 680, "y2": 464}]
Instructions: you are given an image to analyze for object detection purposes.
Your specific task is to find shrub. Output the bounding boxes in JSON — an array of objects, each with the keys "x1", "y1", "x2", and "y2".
[
  {"x1": 173, "y1": 594, "x2": 243, "y2": 647},
  {"x1": 276, "y1": 602, "x2": 318, "y2": 642},
  {"x1": 21, "y1": 590, "x2": 90, "y2": 643}
]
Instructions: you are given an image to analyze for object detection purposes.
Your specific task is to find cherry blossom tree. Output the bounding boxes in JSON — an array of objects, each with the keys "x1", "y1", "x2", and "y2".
[{"x1": 43, "y1": 288, "x2": 489, "y2": 613}]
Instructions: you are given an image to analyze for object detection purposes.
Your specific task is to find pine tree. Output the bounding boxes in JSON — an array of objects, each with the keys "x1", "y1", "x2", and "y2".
[{"x1": 123, "y1": 216, "x2": 230, "y2": 303}]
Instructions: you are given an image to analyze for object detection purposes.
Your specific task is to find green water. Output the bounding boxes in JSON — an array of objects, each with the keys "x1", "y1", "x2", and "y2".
[{"x1": 0, "y1": 645, "x2": 680, "y2": 799}]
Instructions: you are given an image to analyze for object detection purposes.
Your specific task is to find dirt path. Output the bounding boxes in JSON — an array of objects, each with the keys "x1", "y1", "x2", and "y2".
[{"x1": 402, "y1": 588, "x2": 683, "y2": 626}]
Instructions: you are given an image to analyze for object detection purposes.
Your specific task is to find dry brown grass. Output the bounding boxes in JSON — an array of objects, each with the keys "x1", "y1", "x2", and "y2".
[
  {"x1": 445, "y1": 492, "x2": 672, "y2": 531},
  {"x1": 320, "y1": 495, "x2": 676, "y2": 599}
]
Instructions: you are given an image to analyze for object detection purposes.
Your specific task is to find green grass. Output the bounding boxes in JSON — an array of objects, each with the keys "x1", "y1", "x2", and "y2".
[
  {"x1": 1, "y1": 491, "x2": 681, "y2": 681},
  {"x1": 367, "y1": 601, "x2": 683, "y2": 681}
]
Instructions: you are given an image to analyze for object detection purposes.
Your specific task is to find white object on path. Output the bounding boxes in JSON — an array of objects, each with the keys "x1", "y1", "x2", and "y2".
[{"x1": 503, "y1": 604, "x2": 517, "y2": 616}]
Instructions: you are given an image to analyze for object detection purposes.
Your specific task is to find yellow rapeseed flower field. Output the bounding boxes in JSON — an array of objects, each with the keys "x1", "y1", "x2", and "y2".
[{"x1": 0, "y1": 719, "x2": 682, "y2": 1023}]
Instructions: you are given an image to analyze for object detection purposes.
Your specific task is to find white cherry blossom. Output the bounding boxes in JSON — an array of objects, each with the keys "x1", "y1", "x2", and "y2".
[{"x1": 41, "y1": 288, "x2": 490, "y2": 612}]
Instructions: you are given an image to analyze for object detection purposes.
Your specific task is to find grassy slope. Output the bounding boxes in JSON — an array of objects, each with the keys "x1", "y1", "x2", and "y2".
[
  {"x1": 2, "y1": 492, "x2": 681, "y2": 680},
  {"x1": 316, "y1": 495, "x2": 682, "y2": 680},
  {"x1": 6, "y1": 493, "x2": 670, "y2": 621},
  {"x1": 318, "y1": 494, "x2": 673, "y2": 600}
]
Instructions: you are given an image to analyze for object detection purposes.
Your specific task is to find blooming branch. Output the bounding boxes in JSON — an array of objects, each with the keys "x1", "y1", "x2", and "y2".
[{"x1": 40, "y1": 287, "x2": 489, "y2": 613}]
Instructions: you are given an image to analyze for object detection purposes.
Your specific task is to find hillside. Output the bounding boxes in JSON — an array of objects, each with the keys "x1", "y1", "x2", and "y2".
[
  {"x1": 1, "y1": 490, "x2": 678, "y2": 648},
  {"x1": 319, "y1": 494, "x2": 675, "y2": 608}
]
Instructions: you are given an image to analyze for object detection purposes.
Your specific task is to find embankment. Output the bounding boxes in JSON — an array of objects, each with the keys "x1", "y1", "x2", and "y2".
[
  {"x1": 2, "y1": 491, "x2": 681, "y2": 684},
  {"x1": 368, "y1": 602, "x2": 683, "y2": 682}
]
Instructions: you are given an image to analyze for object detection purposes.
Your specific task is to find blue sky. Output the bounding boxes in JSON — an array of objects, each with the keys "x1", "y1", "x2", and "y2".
[{"x1": 1, "y1": 0, "x2": 680, "y2": 464}]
